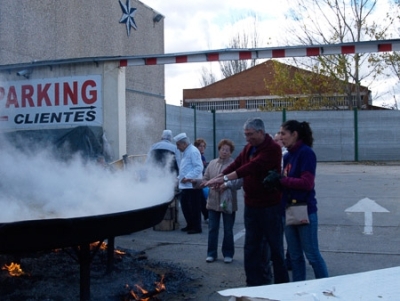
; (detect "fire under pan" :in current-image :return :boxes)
[0,200,172,301]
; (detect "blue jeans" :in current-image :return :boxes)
[207,210,236,259]
[285,212,328,281]
[244,204,289,286]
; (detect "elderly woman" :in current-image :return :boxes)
[194,139,242,263]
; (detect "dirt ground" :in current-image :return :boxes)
[0,246,201,301]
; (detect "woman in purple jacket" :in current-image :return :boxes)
[279,120,328,282]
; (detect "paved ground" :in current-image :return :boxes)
[115,162,400,300]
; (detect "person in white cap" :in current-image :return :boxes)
[147,130,181,173]
[174,132,204,234]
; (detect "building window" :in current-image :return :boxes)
[187,93,367,112]
[188,100,240,111]
[246,98,283,110]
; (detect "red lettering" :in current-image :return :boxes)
[81,80,97,104]
[5,86,19,108]
[37,83,52,107]
[63,81,78,105]
[21,85,35,107]
[54,83,60,106]
[1,78,100,110]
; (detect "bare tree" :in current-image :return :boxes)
[376,1,400,109]
[282,0,395,109]
[199,66,218,87]
[219,12,261,78]
[199,11,264,84]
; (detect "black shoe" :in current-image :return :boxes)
[181,227,190,232]
[187,229,202,234]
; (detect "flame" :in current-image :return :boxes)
[115,249,126,255]
[90,241,107,250]
[89,241,126,255]
[125,275,166,300]
[154,275,166,293]
[2,262,26,276]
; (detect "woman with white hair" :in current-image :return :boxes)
[147,129,181,173]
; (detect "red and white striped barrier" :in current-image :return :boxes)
[120,39,400,67]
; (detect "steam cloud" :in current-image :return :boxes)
[0,139,177,223]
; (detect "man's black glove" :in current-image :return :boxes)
[262,170,282,191]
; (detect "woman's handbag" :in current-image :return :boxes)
[219,188,233,214]
[285,200,309,226]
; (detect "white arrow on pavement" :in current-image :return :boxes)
[345,198,389,235]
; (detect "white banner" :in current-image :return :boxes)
[0,75,103,130]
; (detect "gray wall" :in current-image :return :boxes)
[0,0,164,64]
[167,105,400,162]
[0,0,166,159]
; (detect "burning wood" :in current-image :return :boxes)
[90,241,107,250]
[124,275,166,301]
[89,241,126,255]
[1,262,26,277]
[115,249,126,255]
[0,250,191,300]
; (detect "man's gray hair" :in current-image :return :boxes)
[243,117,265,132]
[179,137,190,145]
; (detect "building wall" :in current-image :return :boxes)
[183,61,372,112]
[0,0,164,64]
[0,0,165,159]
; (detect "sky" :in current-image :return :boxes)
[143,0,399,108]
[143,0,292,106]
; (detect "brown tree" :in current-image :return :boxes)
[280,0,394,109]
[261,60,369,111]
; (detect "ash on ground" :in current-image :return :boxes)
[0,246,197,301]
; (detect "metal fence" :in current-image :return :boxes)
[166,105,400,162]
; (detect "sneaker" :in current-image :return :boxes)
[224,257,233,263]
[206,256,215,263]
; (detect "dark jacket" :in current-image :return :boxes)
[223,134,282,207]
[281,140,317,214]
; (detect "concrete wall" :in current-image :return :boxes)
[0,0,166,160]
[166,105,400,162]
[0,0,164,64]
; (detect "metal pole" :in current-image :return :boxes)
[164,101,167,129]
[79,243,91,301]
[212,109,216,159]
[106,237,115,274]
[192,105,197,140]
[353,108,359,162]
[282,108,287,122]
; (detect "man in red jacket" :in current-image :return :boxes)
[205,117,289,286]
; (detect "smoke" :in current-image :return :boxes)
[0,138,177,223]
[126,108,156,155]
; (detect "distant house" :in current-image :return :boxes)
[183,60,385,112]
